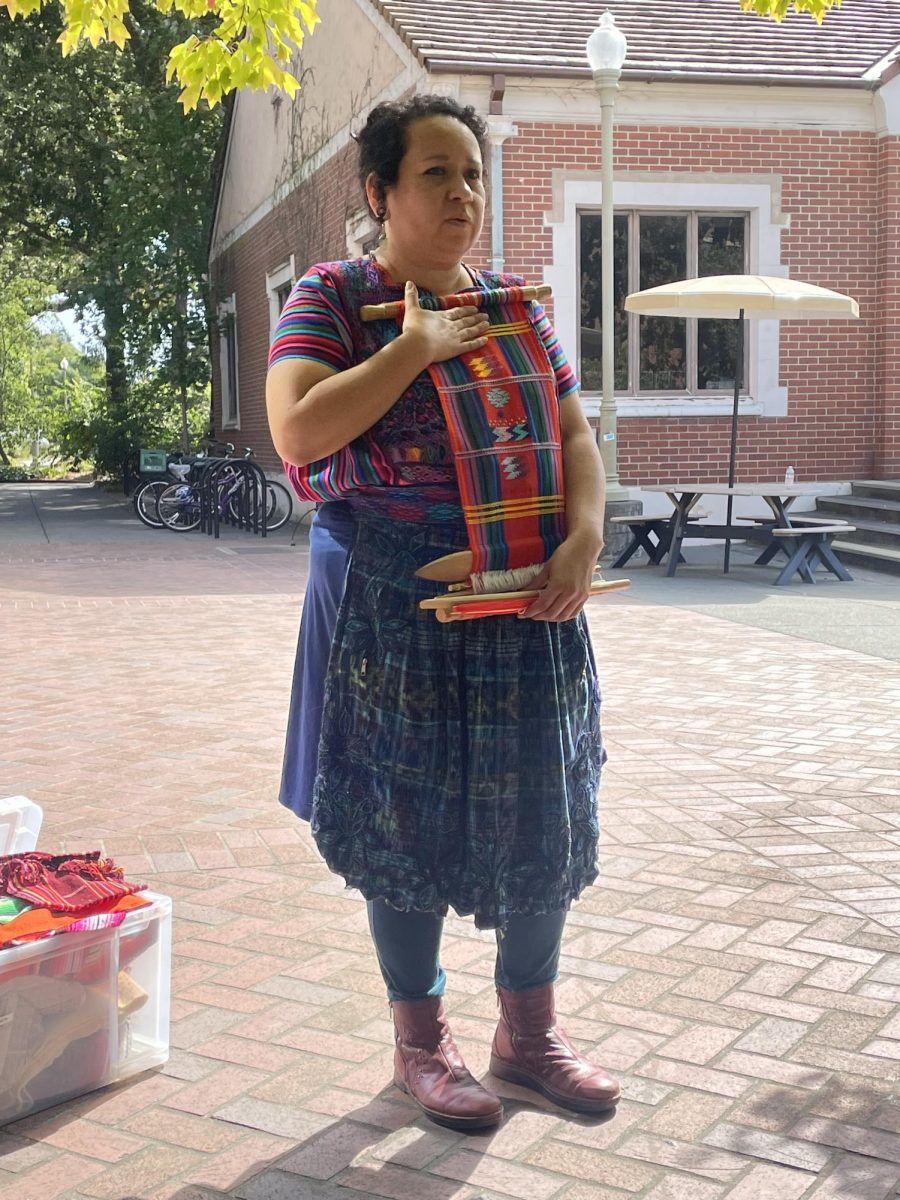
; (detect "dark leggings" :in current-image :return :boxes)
[367,899,568,1001]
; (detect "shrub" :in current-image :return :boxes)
[0,465,30,482]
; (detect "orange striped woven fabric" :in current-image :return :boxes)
[420,287,567,575]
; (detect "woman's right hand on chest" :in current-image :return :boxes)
[400,281,490,364]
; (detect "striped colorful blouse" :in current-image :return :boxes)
[268,257,579,504]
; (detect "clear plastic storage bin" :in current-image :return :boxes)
[0,892,172,1125]
[0,796,43,856]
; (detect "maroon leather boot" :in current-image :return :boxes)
[490,983,621,1114]
[391,996,503,1131]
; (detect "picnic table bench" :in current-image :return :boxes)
[610,515,685,568]
[768,523,856,585]
[610,484,856,585]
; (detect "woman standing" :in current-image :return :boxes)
[267,95,619,1131]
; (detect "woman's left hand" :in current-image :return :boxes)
[518,531,604,623]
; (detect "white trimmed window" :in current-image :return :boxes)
[545,176,789,420]
[346,209,381,258]
[218,294,240,429]
[579,211,748,397]
[266,257,296,337]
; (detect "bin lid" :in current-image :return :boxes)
[0,796,44,855]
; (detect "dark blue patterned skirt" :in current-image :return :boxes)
[297,495,604,931]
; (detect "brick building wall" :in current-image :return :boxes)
[211,143,358,474]
[211,119,894,484]
[499,122,880,485]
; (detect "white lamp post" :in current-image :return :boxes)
[587,11,629,501]
[59,357,70,410]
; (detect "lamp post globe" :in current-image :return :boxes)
[587,10,627,75]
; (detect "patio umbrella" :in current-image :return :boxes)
[624,274,859,571]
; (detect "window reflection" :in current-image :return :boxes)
[579,213,629,392]
[578,210,747,396]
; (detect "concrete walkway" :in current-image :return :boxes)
[2,482,900,1200]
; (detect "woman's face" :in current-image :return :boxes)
[371,115,486,267]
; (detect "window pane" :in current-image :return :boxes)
[639,215,687,391]
[640,215,687,289]
[640,318,687,391]
[225,319,238,421]
[697,216,747,390]
[698,319,747,391]
[579,213,629,391]
[698,215,745,277]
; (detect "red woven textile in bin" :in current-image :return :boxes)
[0,851,146,914]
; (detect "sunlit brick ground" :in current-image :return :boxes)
[2,484,899,1200]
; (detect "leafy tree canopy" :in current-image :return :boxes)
[0,1,223,474]
[1,0,319,108]
[0,249,103,468]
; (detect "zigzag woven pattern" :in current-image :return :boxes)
[424,288,567,575]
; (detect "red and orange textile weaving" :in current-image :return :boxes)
[373,284,568,580]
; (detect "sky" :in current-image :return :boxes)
[36,307,95,355]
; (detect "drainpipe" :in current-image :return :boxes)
[485,75,518,274]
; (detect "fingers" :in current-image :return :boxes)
[520,586,589,622]
[464,327,490,345]
[461,313,490,342]
[421,303,490,361]
[449,309,489,332]
[528,564,551,591]
[406,298,484,324]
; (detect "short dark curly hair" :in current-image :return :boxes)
[355,95,488,221]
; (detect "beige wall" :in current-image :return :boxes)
[212,0,410,253]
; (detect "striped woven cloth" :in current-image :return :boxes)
[423,287,567,575]
[0,852,145,914]
[267,260,579,507]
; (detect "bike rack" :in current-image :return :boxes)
[198,458,269,539]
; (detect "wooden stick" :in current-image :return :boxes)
[420,577,631,621]
[415,550,473,582]
[361,284,552,322]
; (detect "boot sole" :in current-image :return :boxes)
[490,1056,621,1115]
[393,1075,503,1132]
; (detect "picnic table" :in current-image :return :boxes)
[612,483,855,585]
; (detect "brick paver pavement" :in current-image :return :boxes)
[2,510,900,1200]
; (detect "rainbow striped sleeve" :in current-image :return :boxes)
[268,268,352,372]
[532,303,580,402]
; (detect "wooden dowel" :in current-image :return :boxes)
[361,284,552,322]
[426,577,631,621]
[420,577,630,613]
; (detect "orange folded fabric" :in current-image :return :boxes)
[0,893,150,948]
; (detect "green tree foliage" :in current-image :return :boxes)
[1,0,319,109]
[0,253,103,469]
[740,0,841,20]
[0,261,45,465]
[0,2,223,476]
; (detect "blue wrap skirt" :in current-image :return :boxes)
[279,496,604,930]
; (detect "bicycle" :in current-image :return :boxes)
[132,445,235,530]
[156,448,293,533]
[229,473,293,531]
